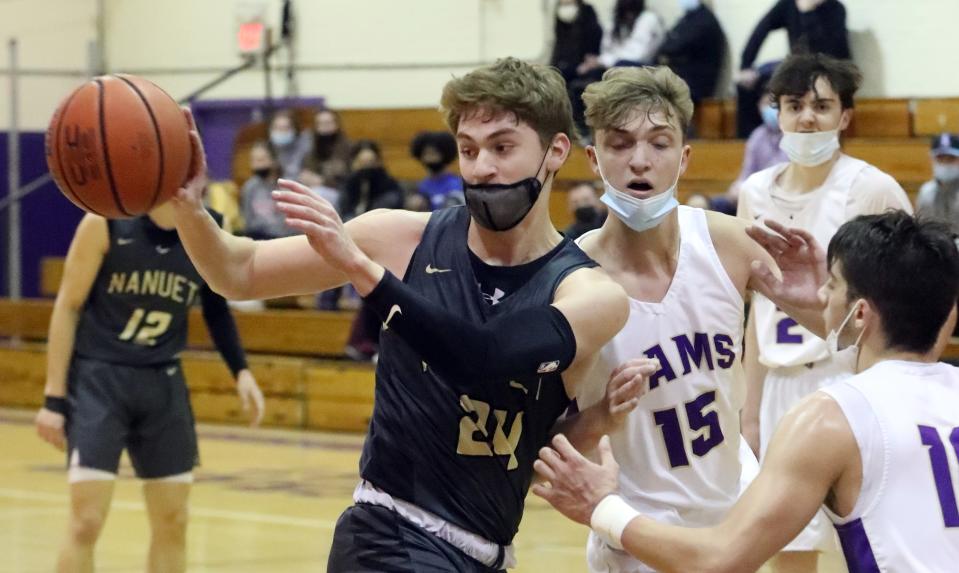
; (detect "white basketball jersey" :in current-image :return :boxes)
[739,154,910,368]
[820,360,959,572]
[577,207,746,525]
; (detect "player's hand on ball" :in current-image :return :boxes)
[602,357,658,429]
[532,434,620,525]
[173,107,209,210]
[35,407,66,451]
[236,369,265,427]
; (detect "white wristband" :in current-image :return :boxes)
[590,494,640,551]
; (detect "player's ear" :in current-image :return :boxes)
[839,108,853,132]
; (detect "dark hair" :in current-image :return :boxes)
[827,211,959,354]
[349,139,382,162]
[613,0,645,41]
[768,53,862,110]
[251,139,277,160]
[270,108,300,132]
[410,131,458,166]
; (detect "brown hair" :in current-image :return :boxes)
[583,66,694,138]
[440,57,577,146]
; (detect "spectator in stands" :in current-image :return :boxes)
[298,162,340,211]
[269,108,312,180]
[563,181,605,240]
[655,0,725,105]
[310,108,352,190]
[720,88,790,214]
[570,0,666,137]
[917,133,959,230]
[410,131,463,210]
[240,141,296,240]
[549,0,604,83]
[339,140,404,221]
[735,0,851,137]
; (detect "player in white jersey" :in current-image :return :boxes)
[552,66,797,573]
[737,53,912,572]
[535,210,959,573]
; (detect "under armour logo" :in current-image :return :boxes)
[483,288,506,306]
[537,360,559,374]
[117,238,134,245]
[425,264,452,275]
[156,245,171,254]
[383,304,402,330]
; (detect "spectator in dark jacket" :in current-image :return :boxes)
[735,0,851,137]
[550,0,604,83]
[655,0,726,105]
[338,140,403,221]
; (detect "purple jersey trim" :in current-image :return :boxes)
[834,518,881,573]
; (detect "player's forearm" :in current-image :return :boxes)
[552,406,610,456]
[621,517,757,573]
[44,298,80,396]
[174,203,258,300]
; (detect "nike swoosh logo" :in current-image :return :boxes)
[156,246,171,254]
[166,366,177,376]
[509,381,528,394]
[383,304,402,330]
[425,264,452,274]
[117,238,134,245]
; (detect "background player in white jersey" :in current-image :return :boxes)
[536,210,959,573]
[737,52,912,572]
[555,65,785,572]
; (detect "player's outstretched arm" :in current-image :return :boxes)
[37,215,109,451]
[172,109,426,300]
[552,357,658,456]
[534,394,856,573]
[746,220,828,337]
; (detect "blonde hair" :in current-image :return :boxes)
[440,57,577,146]
[583,66,694,137]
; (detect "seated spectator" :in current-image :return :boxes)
[721,89,789,214]
[310,108,352,190]
[268,108,312,179]
[240,141,296,241]
[298,162,340,209]
[549,0,604,83]
[570,0,665,137]
[655,0,725,105]
[339,140,404,220]
[734,0,851,137]
[563,181,605,239]
[916,133,959,230]
[410,131,463,210]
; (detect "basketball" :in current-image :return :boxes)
[45,74,192,218]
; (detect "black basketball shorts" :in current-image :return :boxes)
[65,356,199,479]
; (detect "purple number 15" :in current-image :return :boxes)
[919,425,959,527]
[653,391,725,468]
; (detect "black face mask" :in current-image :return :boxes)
[253,168,272,179]
[574,205,598,224]
[463,150,549,232]
[424,160,448,174]
[315,132,339,145]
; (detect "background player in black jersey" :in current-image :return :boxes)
[34,201,264,573]
[172,57,636,571]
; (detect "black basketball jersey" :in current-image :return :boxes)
[359,206,597,546]
[73,213,216,366]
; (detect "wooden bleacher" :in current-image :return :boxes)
[0,297,375,432]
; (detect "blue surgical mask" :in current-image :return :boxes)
[595,154,683,232]
[270,130,295,148]
[760,105,779,130]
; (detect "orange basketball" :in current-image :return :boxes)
[45,74,192,218]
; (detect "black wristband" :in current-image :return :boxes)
[44,395,68,416]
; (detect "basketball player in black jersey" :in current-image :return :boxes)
[172,57,638,571]
[34,201,264,572]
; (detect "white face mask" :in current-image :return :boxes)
[826,301,866,372]
[678,0,701,11]
[933,162,959,184]
[595,153,683,232]
[557,4,579,23]
[779,129,840,167]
